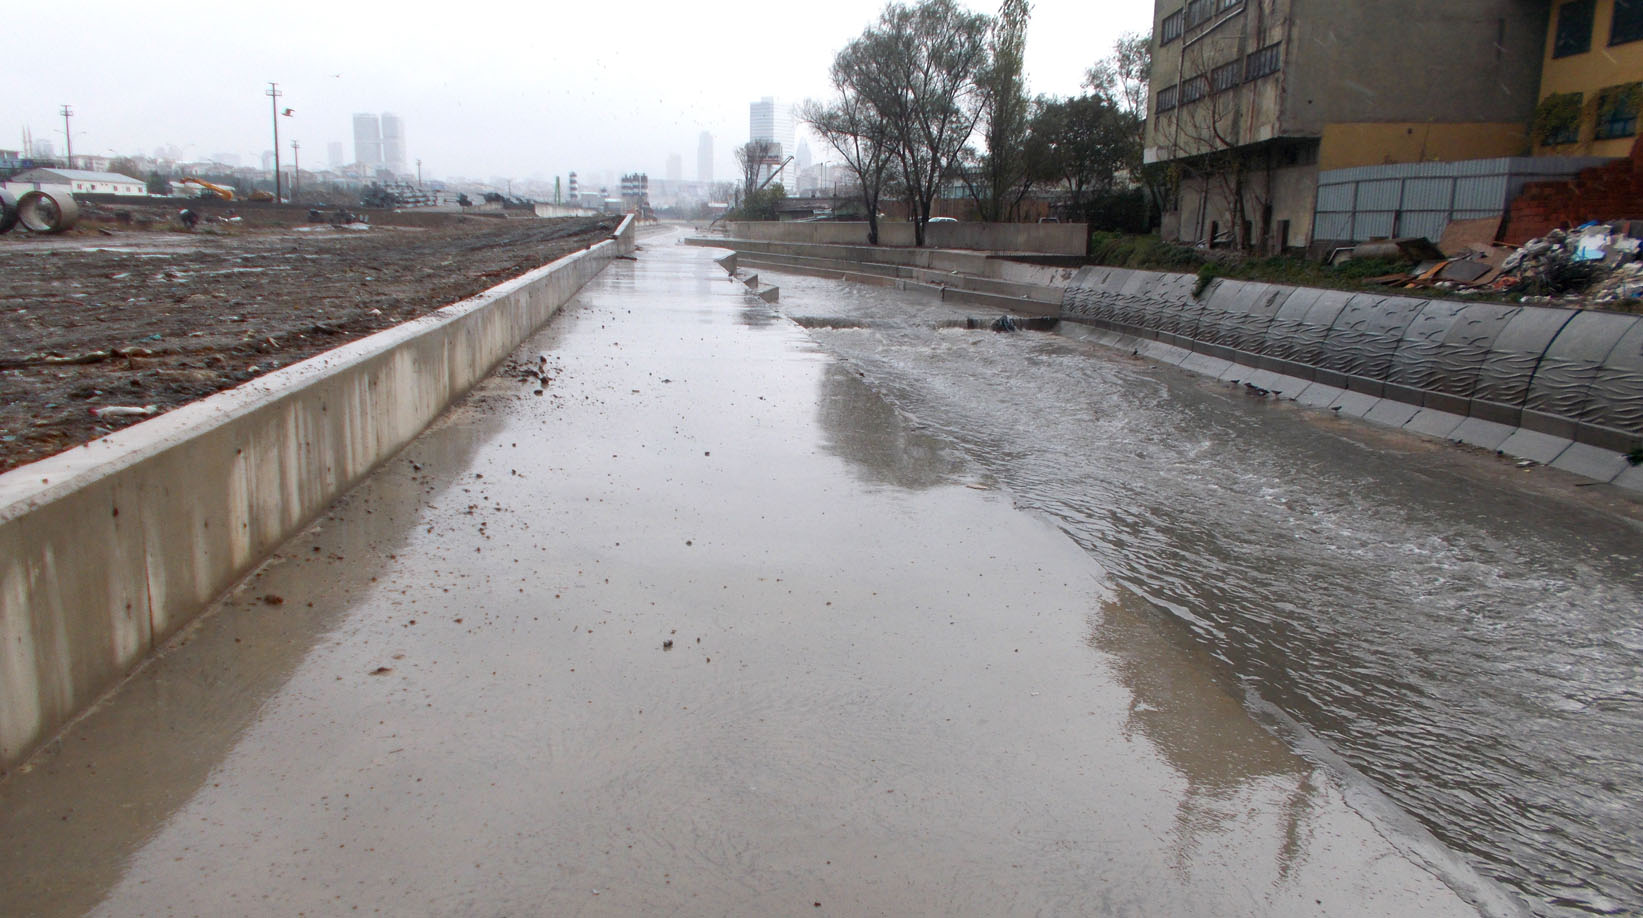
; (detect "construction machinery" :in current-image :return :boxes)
[178,177,236,201]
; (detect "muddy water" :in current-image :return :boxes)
[767,268,1643,917]
[0,242,1493,916]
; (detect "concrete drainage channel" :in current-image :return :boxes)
[695,237,1643,494]
[0,215,637,773]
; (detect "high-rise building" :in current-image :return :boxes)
[749,97,796,188]
[381,112,407,174]
[666,153,683,183]
[697,131,713,183]
[327,142,344,169]
[352,113,382,168]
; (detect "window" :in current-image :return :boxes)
[1613,0,1643,45]
[1180,76,1210,105]
[1156,85,1179,113]
[1245,43,1282,80]
[1219,0,1242,9]
[1161,10,1183,43]
[1596,84,1641,140]
[1210,60,1243,93]
[1185,0,1211,29]
[1537,92,1584,144]
[1554,0,1595,57]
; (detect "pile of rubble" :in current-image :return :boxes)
[1357,223,1643,308]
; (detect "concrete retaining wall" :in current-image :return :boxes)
[718,220,1088,255]
[0,216,636,771]
[1062,267,1643,488]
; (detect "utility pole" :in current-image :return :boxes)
[416,158,422,187]
[266,82,283,202]
[291,140,300,202]
[59,105,73,165]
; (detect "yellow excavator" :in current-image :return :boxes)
[178,177,236,201]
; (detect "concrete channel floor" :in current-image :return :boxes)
[0,238,1494,917]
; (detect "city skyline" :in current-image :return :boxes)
[3,0,1150,184]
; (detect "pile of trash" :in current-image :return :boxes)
[1503,225,1643,304]
[1353,223,1643,307]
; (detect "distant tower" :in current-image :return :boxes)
[697,131,713,183]
[568,171,579,202]
[327,142,344,169]
[380,112,407,174]
[748,97,796,187]
[666,153,683,183]
[352,113,382,168]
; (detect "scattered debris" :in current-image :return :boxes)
[88,405,159,418]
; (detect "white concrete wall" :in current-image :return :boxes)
[0,216,636,771]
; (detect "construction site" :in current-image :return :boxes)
[0,201,617,472]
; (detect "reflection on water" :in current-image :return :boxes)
[775,269,1643,918]
[1094,585,1323,884]
[817,361,967,491]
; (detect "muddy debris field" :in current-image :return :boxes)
[0,214,617,474]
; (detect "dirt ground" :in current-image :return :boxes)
[0,207,618,474]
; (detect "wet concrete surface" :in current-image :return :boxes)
[2,236,1492,916]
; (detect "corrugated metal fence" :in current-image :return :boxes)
[1313,157,1614,244]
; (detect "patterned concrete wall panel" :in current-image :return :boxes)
[1225,285,1290,354]
[1261,289,1337,364]
[1472,309,1578,424]
[1387,299,1470,398]
[1198,281,1272,351]
[1578,320,1643,445]
[1525,311,1640,438]
[1318,295,1425,380]
[1058,267,1102,320]
[1427,304,1522,406]
[1154,275,1208,339]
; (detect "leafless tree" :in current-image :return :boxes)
[800,92,895,244]
[836,0,993,246]
[734,139,779,203]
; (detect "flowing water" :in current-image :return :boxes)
[768,268,1643,917]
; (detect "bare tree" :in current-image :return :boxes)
[964,0,1033,222]
[734,140,779,203]
[800,92,895,244]
[839,0,993,246]
[1156,39,1270,250]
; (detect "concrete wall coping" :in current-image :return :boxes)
[1,214,635,771]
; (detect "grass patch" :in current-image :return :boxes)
[1087,232,1428,298]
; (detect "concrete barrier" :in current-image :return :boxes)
[1060,267,1643,487]
[717,220,1088,255]
[0,216,637,771]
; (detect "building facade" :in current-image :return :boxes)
[1534,0,1643,156]
[381,113,407,175]
[749,97,797,188]
[353,113,382,169]
[6,168,146,196]
[1148,0,1548,250]
[698,131,714,183]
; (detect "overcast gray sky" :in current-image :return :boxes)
[6,0,1152,185]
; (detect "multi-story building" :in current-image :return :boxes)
[698,131,714,183]
[1534,0,1643,156]
[381,113,407,175]
[666,153,683,183]
[749,97,796,188]
[1147,0,1547,251]
[353,113,382,169]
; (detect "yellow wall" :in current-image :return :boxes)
[1318,122,1530,171]
[1537,0,1643,156]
